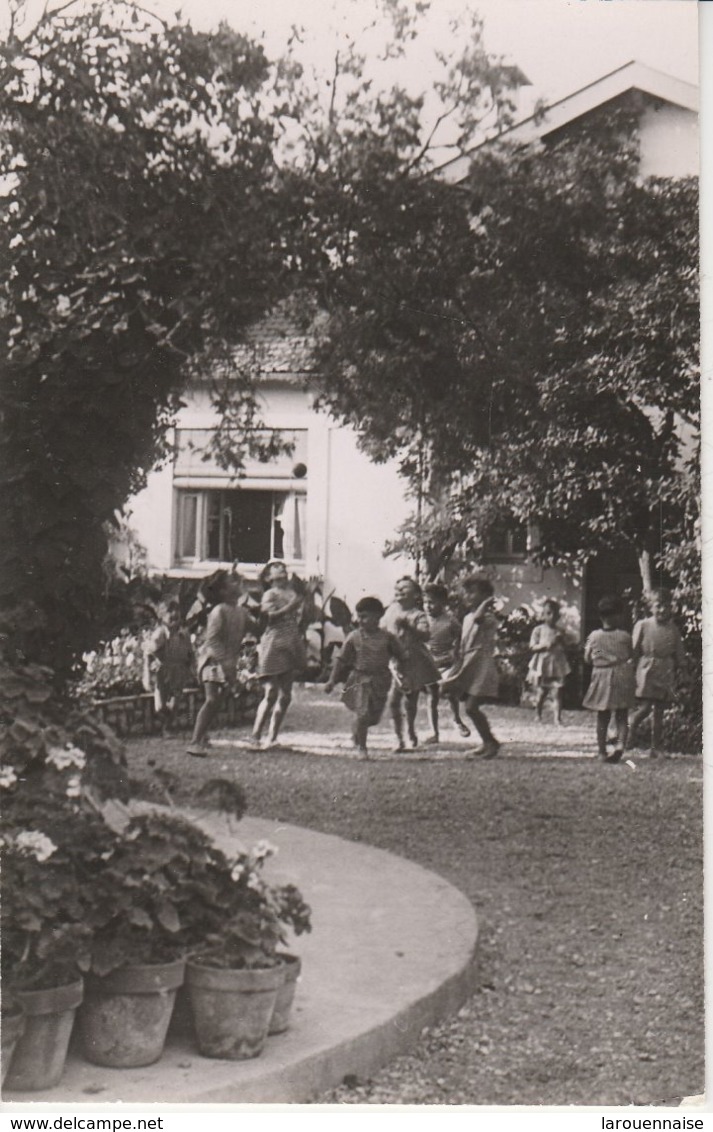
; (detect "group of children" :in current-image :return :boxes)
[582,589,685,762]
[327,575,502,758]
[144,563,685,763]
[144,560,306,758]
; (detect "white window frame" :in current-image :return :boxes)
[174,485,307,569]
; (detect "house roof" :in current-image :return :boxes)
[202,303,317,384]
[437,60,699,184]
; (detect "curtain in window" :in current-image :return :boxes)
[276,492,306,560]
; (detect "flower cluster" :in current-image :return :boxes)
[2,658,311,991]
[75,629,151,700]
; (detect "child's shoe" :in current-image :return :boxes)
[424,734,440,746]
[186,742,210,758]
[482,739,501,759]
[457,722,471,738]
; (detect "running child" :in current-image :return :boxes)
[145,600,195,734]
[423,583,470,743]
[629,588,685,758]
[251,560,306,749]
[381,577,441,751]
[187,572,249,757]
[325,596,407,755]
[440,576,501,759]
[582,595,635,763]
[526,599,571,726]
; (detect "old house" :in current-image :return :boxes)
[127,61,697,632]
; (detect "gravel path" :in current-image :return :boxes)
[126,685,704,1106]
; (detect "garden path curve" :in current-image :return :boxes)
[6,813,477,1105]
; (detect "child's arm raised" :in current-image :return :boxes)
[262,588,302,622]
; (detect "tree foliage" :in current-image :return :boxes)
[0,1,291,672]
[305,97,699,617]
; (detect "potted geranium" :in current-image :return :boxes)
[185,840,312,1060]
[77,809,228,1069]
[1,660,120,1091]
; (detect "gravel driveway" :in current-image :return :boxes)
[126,684,704,1106]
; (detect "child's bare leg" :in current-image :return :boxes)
[190,683,220,749]
[613,708,628,755]
[389,683,405,749]
[352,716,369,752]
[553,686,563,726]
[405,691,420,747]
[253,680,279,740]
[628,701,651,747]
[596,710,611,757]
[465,695,500,756]
[651,702,664,755]
[449,695,470,737]
[267,674,293,744]
[426,686,440,743]
[535,687,548,721]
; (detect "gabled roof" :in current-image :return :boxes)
[437,60,699,184]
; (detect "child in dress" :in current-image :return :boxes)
[187,572,250,757]
[145,600,195,734]
[423,583,470,744]
[251,560,306,749]
[381,577,441,751]
[440,576,501,759]
[325,596,407,755]
[527,599,571,726]
[582,595,636,762]
[629,589,685,758]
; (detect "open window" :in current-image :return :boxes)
[175,488,306,566]
[483,519,538,562]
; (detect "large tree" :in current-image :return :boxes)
[0,0,526,671]
[0,0,294,671]
[303,98,699,611]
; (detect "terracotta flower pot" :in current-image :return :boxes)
[5,979,83,1092]
[1,1005,25,1086]
[268,953,302,1035]
[186,960,283,1060]
[78,959,185,1068]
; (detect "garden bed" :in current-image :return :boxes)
[90,687,261,738]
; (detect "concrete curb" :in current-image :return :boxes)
[5,814,478,1105]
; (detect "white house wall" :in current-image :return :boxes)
[638,102,698,178]
[126,379,413,607]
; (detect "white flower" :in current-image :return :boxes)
[66,775,82,798]
[16,830,57,862]
[230,861,246,882]
[247,873,263,892]
[252,840,277,863]
[46,744,86,771]
[0,765,18,789]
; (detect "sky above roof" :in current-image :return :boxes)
[146,0,698,110]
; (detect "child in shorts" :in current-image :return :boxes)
[325,596,407,755]
[423,583,470,743]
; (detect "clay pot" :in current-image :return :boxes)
[268,954,302,1035]
[1,1004,25,1086]
[5,979,83,1091]
[186,960,282,1060]
[78,959,185,1068]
